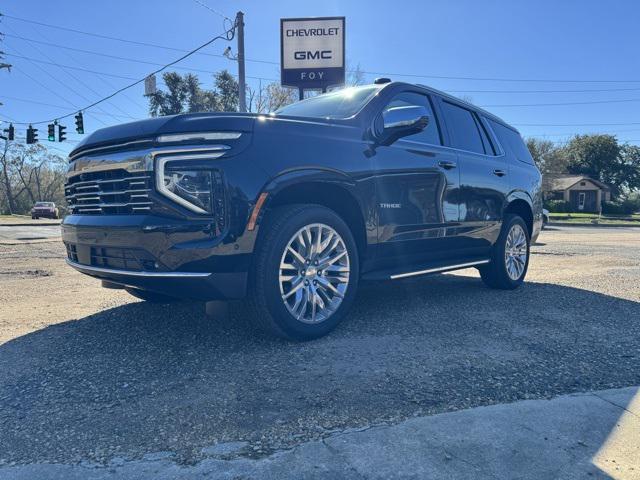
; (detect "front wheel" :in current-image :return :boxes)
[479,214,530,290]
[249,205,359,341]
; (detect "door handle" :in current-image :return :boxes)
[493,169,506,177]
[438,160,457,170]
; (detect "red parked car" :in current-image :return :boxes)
[31,202,59,219]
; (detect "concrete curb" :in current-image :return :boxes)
[0,222,61,227]
[0,238,62,245]
[1,386,638,479]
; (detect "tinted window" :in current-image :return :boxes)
[487,119,534,165]
[441,102,485,154]
[475,117,496,155]
[274,85,381,119]
[382,92,441,145]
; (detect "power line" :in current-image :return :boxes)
[4,41,110,127]
[4,53,138,80]
[447,86,640,94]
[11,15,640,84]
[4,24,135,122]
[0,95,139,120]
[5,50,278,83]
[4,34,279,82]
[482,98,640,108]
[7,22,237,125]
[1,17,251,62]
[19,22,149,113]
[192,0,232,20]
[514,122,640,127]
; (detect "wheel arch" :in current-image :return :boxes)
[504,195,534,237]
[255,169,369,261]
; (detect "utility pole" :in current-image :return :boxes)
[236,11,247,113]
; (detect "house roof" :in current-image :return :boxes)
[542,174,610,192]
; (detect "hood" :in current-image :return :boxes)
[70,112,259,158]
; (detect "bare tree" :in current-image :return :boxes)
[248,82,297,113]
[0,139,19,213]
[346,63,365,86]
[0,140,66,215]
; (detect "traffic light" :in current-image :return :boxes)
[47,123,56,142]
[58,124,67,142]
[26,125,38,144]
[2,124,13,141]
[75,111,84,134]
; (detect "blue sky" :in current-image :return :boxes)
[2,0,640,156]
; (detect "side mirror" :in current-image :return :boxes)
[375,105,430,145]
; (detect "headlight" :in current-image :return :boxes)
[163,167,213,214]
[156,132,241,143]
[156,152,226,214]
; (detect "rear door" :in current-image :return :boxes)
[372,90,461,270]
[438,100,508,255]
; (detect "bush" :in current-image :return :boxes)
[620,195,640,214]
[601,201,627,215]
[545,200,571,213]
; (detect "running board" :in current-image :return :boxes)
[389,260,490,279]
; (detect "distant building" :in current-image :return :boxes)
[542,174,611,213]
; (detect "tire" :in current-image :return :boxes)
[479,214,530,290]
[249,204,360,341]
[125,287,180,303]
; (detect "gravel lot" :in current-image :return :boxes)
[0,226,639,467]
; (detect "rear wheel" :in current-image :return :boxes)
[125,288,180,303]
[479,214,530,290]
[249,205,359,341]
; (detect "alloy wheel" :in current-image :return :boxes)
[504,224,528,281]
[278,223,350,324]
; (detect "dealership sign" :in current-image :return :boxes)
[280,16,345,90]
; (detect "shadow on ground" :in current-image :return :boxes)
[1,274,639,466]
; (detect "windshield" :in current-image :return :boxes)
[275,85,382,119]
[35,202,53,207]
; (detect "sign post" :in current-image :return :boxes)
[280,16,345,98]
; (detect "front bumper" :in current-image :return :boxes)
[65,258,246,300]
[62,214,252,300]
[32,211,57,218]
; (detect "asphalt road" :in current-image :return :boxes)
[0,225,639,471]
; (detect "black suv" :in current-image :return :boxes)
[63,80,542,340]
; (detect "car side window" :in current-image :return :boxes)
[488,118,535,165]
[474,115,496,155]
[441,101,486,154]
[382,92,441,145]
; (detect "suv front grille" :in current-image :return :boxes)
[65,170,152,215]
[65,242,160,271]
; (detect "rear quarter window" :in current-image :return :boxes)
[487,119,534,165]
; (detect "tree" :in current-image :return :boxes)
[564,134,624,193]
[617,144,640,194]
[526,138,569,174]
[148,70,239,116]
[248,82,297,113]
[0,139,66,215]
[346,63,365,86]
[214,70,239,112]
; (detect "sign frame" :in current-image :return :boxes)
[280,16,346,94]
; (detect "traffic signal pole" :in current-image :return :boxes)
[236,11,247,113]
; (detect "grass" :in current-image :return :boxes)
[549,212,640,219]
[548,212,640,226]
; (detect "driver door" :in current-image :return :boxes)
[372,90,461,271]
